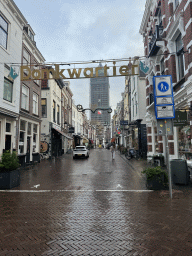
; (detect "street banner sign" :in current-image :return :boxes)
[157,119,174,136]
[120,120,128,125]
[153,75,175,119]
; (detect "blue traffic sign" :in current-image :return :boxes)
[153,75,175,119]
[157,81,169,93]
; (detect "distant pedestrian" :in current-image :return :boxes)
[110,145,115,160]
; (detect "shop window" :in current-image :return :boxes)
[28,122,31,135]
[178,126,191,158]
[0,14,8,49]
[19,132,25,154]
[33,123,38,153]
[20,120,26,131]
[3,78,13,102]
[33,124,37,133]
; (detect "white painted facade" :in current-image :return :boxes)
[0,0,26,155]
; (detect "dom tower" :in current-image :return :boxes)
[90,63,111,126]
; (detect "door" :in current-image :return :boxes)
[26,136,31,163]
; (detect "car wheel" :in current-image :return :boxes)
[73,156,76,159]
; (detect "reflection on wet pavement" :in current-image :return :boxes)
[0,149,192,255]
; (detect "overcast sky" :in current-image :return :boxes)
[16,0,146,115]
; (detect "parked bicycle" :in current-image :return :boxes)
[125,148,140,160]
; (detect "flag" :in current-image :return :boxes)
[140,61,149,74]
[8,66,19,80]
[98,110,102,114]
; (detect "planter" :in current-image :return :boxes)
[0,169,20,189]
[146,173,166,190]
[142,166,168,190]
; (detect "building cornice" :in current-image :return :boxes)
[23,32,45,62]
[3,0,27,27]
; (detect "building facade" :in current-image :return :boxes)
[41,71,64,158]
[140,0,192,161]
[18,24,45,166]
[0,0,26,156]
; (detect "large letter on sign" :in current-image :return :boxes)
[21,66,31,81]
[119,66,129,76]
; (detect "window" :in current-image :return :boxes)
[57,105,60,125]
[19,120,26,154]
[0,15,8,49]
[33,124,38,153]
[160,58,165,75]
[6,123,11,133]
[33,93,38,115]
[53,100,56,122]
[23,48,30,65]
[175,0,179,9]
[29,30,34,41]
[27,122,31,135]
[158,8,162,26]
[21,85,29,110]
[3,78,13,102]
[41,98,47,118]
[176,33,184,81]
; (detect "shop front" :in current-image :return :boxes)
[51,123,64,157]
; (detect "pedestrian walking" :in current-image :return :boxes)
[110,144,115,160]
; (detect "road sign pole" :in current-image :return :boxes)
[165,120,172,199]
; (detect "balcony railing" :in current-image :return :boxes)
[148,25,164,57]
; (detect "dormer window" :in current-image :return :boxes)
[29,30,34,41]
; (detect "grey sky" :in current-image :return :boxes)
[15,0,146,113]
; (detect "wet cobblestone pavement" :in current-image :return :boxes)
[0,149,192,255]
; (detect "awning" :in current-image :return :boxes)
[82,138,89,143]
[52,128,73,140]
[52,127,65,136]
[63,134,73,140]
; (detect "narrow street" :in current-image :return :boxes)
[0,149,192,255]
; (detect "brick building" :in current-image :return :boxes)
[19,24,45,166]
[140,0,192,161]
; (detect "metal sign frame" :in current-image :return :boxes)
[153,75,175,119]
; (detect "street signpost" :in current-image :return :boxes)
[153,75,174,199]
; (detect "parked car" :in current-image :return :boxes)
[73,146,89,159]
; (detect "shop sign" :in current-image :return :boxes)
[69,127,75,133]
[153,75,175,119]
[120,120,128,125]
[173,111,189,127]
[20,64,139,81]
